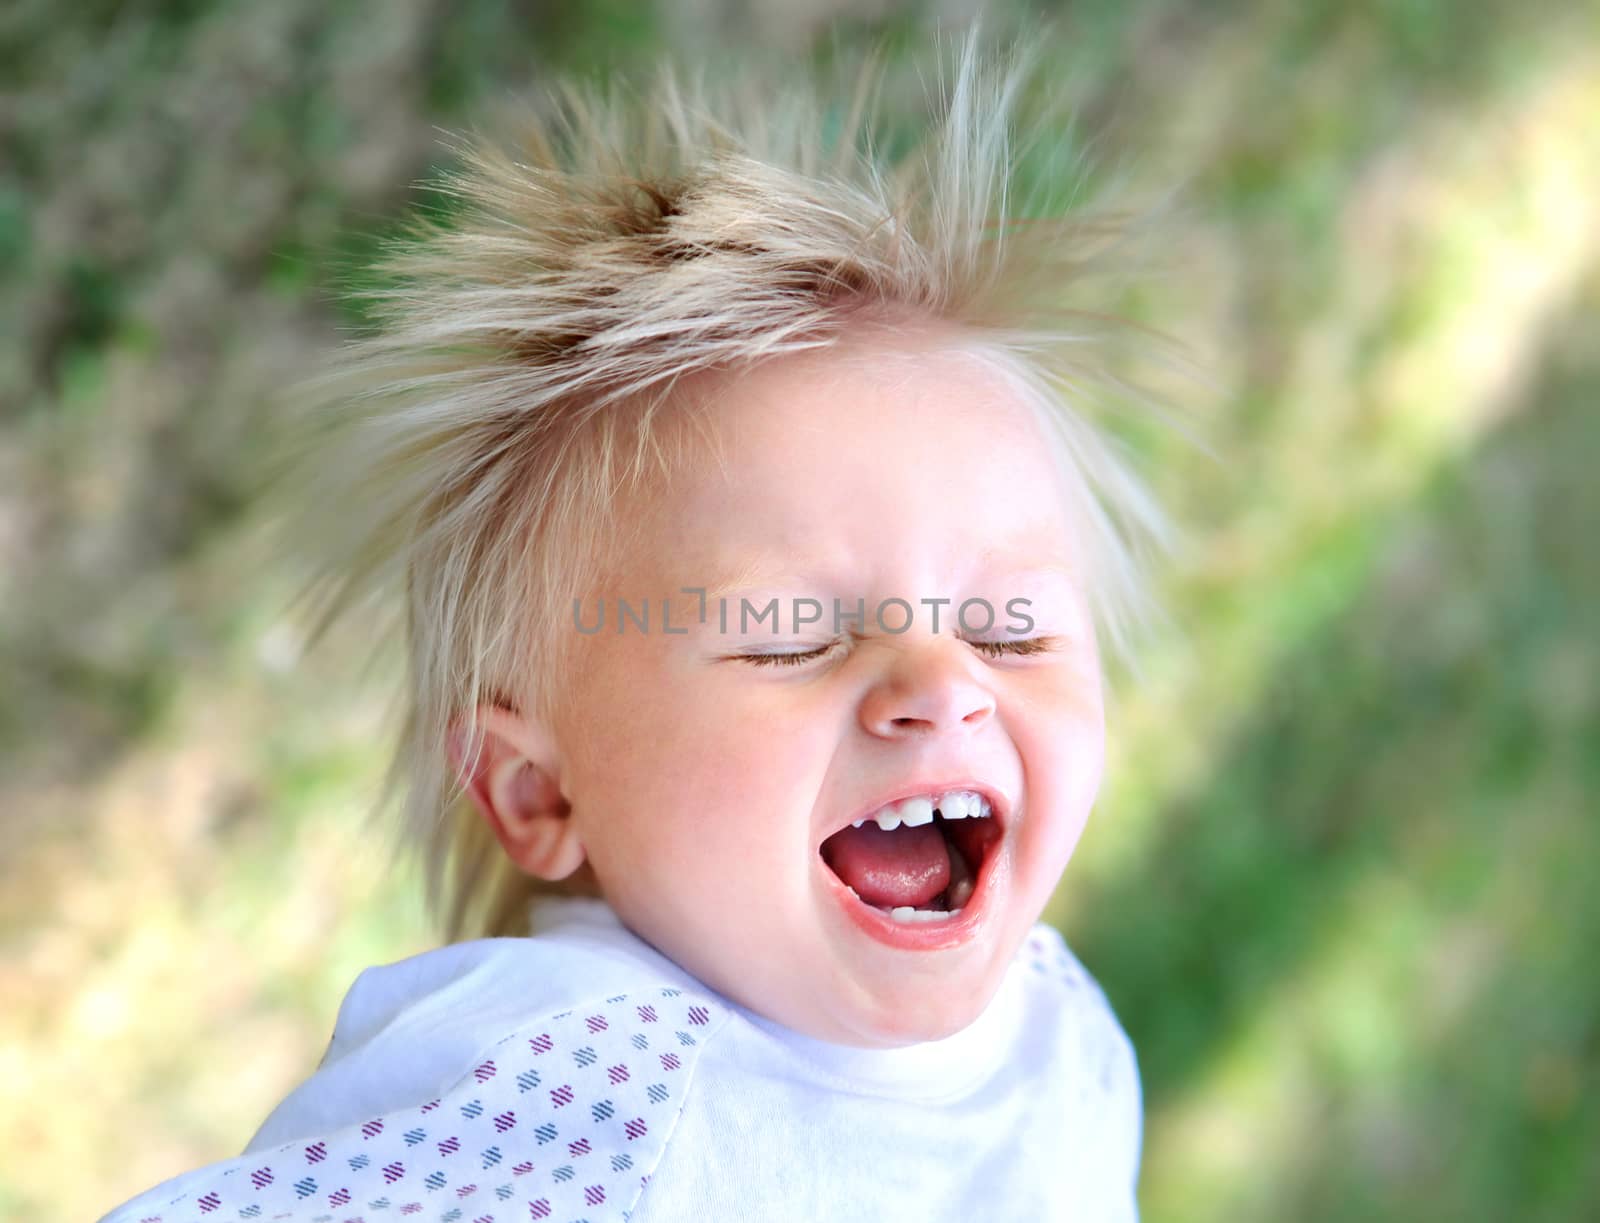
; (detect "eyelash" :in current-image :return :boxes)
[736,637,1059,667]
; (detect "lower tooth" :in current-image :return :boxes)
[887,906,954,924]
[947,875,974,909]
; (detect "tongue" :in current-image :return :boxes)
[820,823,951,908]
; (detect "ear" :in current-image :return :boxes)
[447,704,586,882]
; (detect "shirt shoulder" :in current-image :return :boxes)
[99,933,732,1222]
[1018,923,1139,1084]
[1016,923,1143,1220]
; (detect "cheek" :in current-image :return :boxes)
[1012,675,1106,835]
[566,670,813,882]
[1014,655,1104,747]
[1055,707,1106,819]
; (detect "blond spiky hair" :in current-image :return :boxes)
[271,27,1185,943]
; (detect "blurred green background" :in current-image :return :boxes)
[2,1,1596,1220]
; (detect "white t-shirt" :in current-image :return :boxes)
[100,896,1142,1222]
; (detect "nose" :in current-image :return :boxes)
[857,635,998,739]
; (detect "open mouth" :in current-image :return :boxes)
[818,789,1003,925]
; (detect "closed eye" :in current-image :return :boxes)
[733,642,842,667]
[732,635,1060,667]
[968,636,1060,659]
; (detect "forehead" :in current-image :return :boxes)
[619,331,1084,591]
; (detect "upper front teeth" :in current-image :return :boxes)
[938,791,985,820]
[849,789,993,831]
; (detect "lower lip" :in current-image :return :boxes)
[820,837,1003,951]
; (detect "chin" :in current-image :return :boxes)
[847,975,997,1047]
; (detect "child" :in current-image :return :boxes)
[102,27,1179,1223]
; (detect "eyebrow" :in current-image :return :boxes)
[699,554,1082,607]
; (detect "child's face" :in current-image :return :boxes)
[556,331,1106,1047]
